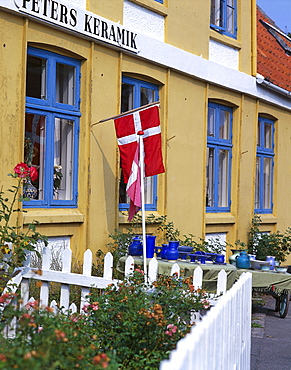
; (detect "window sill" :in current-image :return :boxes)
[23,209,85,225]
[209,29,241,50]
[205,213,236,225]
[129,0,168,16]
[255,214,277,224]
[118,211,162,224]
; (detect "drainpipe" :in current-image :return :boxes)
[256,73,291,98]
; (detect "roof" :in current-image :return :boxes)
[257,6,291,92]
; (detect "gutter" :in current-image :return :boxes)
[256,74,291,98]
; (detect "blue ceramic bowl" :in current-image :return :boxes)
[178,246,193,253]
[178,252,189,260]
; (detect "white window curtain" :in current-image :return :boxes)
[54,118,74,200]
[218,149,229,207]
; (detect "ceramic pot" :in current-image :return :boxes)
[146,235,156,258]
[266,256,275,270]
[23,179,37,199]
[215,254,225,264]
[166,242,179,261]
[236,250,251,269]
[229,249,241,266]
[128,236,143,256]
[160,244,169,259]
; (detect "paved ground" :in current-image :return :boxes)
[251,293,291,369]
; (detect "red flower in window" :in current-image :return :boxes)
[13,162,30,178]
[29,166,38,181]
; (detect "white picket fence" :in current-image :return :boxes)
[2,247,252,369]
[159,271,252,370]
[3,249,228,313]
[3,247,120,314]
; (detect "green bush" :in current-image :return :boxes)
[0,270,210,369]
[248,215,291,263]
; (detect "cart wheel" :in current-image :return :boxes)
[278,292,290,318]
[275,297,280,312]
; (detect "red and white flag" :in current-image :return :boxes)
[114,105,165,220]
[114,105,165,183]
[126,142,141,221]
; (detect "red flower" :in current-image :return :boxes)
[14,162,30,178]
[29,166,38,181]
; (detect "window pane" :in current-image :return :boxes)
[210,0,221,27]
[140,87,155,106]
[206,147,214,207]
[26,55,46,99]
[144,176,154,204]
[219,110,230,140]
[257,121,261,147]
[121,83,134,113]
[263,157,272,209]
[226,1,235,33]
[264,122,272,149]
[54,118,74,200]
[208,106,215,137]
[218,149,229,207]
[56,63,75,105]
[25,113,46,200]
[255,157,260,209]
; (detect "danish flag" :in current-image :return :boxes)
[114,105,165,220]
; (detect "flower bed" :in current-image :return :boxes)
[0,270,210,369]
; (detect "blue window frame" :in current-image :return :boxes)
[155,0,163,3]
[255,117,275,214]
[210,0,237,39]
[206,102,232,212]
[24,47,81,208]
[119,76,159,211]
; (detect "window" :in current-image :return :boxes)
[206,102,232,212]
[255,117,274,214]
[24,47,81,208]
[119,76,159,211]
[155,0,163,3]
[210,0,237,38]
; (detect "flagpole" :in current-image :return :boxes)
[91,101,160,126]
[137,132,147,281]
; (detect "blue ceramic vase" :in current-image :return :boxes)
[146,235,156,258]
[128,236,143,256]
[160,244,169,259]
[266,256,275,270]
[166,241,179,261]
[236,250,250,269]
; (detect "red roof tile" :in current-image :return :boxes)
[257,6,291,92]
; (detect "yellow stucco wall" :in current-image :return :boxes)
[1,0,291,266]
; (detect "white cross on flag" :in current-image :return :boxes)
[114,105,165,220]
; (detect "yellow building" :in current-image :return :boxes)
[1,0,291,263]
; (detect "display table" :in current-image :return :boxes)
[236,269,291,318]
[236,269,291,294]
[117,256,237,292]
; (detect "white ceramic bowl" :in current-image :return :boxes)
[250,259,270,270]
[275,266,288,274]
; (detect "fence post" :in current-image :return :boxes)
[80,249,93,313]
[59,247,72,313]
